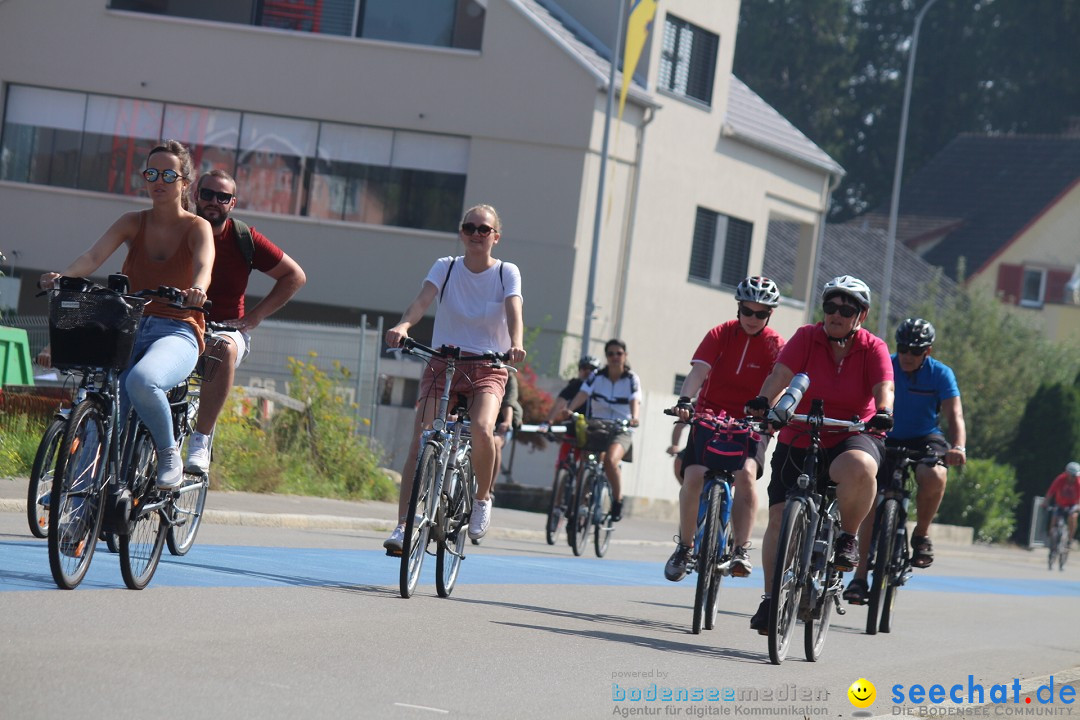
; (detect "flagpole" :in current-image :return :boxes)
[581,0,627,356]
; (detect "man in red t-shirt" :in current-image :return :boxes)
[184,170,307,474]
[1044,461,1080,544]
[665,277,785,582]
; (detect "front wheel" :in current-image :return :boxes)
[593,479,614,558]
[866,499,899,635]
[436,453,472,598]
[167,471,208,556]
[768,500,808,665]
[570,468,595,557]
[28,417,66,538]
[692,483,721,635]
[546,466,572,546]
[119,427,168,590]
[48,401,108,590]
[400,443,439,598]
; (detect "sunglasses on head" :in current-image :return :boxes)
[897,344,928,356]
[822,301,859,318]
[198,187,235,204]
[461,222,496,237]
[739,305,772,320]
[142,168,183,184]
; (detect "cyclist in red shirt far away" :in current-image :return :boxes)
[1044,461,1080,545]
[665,276,785,582]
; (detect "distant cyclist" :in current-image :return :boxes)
[665,276,785,582]
[1044,462,1080,546]
[566,339,642,522]
[538,355,601,486]
[844,318,967,603]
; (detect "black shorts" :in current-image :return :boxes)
[878,434,949,484]
[680,420,768,481]
[766,433,885,507]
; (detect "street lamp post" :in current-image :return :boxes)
[878,0,941,339]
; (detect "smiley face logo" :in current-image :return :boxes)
[848,678,876,708]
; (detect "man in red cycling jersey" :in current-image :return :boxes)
[665,277,785,581]
[1045,461,1080,545]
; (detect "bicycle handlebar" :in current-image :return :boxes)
[662,408,769,434]
[398,338,514,369]
[786,413,867,432]
[131,286,211,315]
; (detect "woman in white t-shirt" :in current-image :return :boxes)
[568,338,642,522]
[383,204,526,552]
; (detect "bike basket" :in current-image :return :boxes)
[582,420,621,452]
[693,415,758,472]
[49,290,144,370]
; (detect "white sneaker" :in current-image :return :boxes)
[185,432,211,474]
[468,499,492,540]
[156,447,184,489]
[383,524,406,554]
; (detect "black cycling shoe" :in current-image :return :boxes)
[833,532,859,572]
[664,543,692,582]
[610,499,623,522]
[843,577,869,605]
[749,596,770,635]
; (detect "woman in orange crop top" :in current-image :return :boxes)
[40,140,214,490]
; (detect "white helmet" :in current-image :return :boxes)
[735,276,781,307]
[822,275,872,310]
[1067,462,1080,477]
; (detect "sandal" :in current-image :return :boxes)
[843,577,869,605]
[911,535,934,568]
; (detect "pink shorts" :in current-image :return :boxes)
[417,356,508,414]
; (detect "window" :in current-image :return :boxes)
[108,0,486,50]
[688,207,752,289]
[673,374,686,395]
[1,84,468,232]
[1021,268,1047,308]
[658,14,718,106]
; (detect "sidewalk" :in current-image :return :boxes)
[0,476,681,546]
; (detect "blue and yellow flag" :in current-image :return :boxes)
[618,0,658,121]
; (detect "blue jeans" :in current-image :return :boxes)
[120,316,199,453]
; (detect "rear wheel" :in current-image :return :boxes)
[119,427,167,590]
[866,499,899,635]
[546,466,572,546]
[594,479,615,557]
[400,443,439,598]
[768,500,808,665]
[804,564,835,661]
[28,417,66,538]
[692,483,720,635]
[436,453,472,598]
[48,401,107,590]
[167,471,208,556]
[570,468,595,557]
[705,533,732,631]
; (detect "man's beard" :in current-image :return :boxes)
[197,205,230,231]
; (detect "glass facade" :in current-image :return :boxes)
[1,84,468,233]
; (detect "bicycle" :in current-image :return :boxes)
[1047,505,1073,571]
[766,379,866,664]
[26,379,84,538]
[664,409,764,634]
[45,276,206,589]
[864,444,943,635]
[569,417,627,558]
[542,415,584,546]
[395,339,513,599]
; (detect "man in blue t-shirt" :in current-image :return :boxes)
[844,318,967,602]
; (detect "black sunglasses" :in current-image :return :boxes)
[822,301,859,318]
[142,168,183,184]
[897,344,928,356]
[461,222,496,237]
[606,350,625,357]
[199,187,235,204]
[739,305,771,320]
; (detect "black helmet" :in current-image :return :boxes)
[895,318,935,348]
[735,276,781,307]
[579,355,600,370]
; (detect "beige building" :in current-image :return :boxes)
[0,0,842,505]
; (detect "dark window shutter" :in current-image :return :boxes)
[720,217,753,288]
[1046,268,1072,305]
[997,264,1023,304]
[689,207,717,282]
[686,28,718,104]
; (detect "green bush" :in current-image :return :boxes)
[935,458,1020,543]
[0,410,50,478]
[213,353,395,502]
